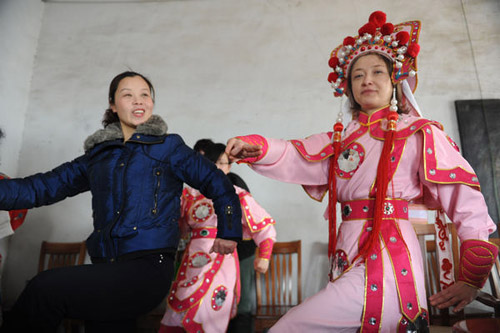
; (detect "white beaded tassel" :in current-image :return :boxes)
[390,87,398,112]
[336,97,344,124]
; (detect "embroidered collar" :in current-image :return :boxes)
[357,105,391,126]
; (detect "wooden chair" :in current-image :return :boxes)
[38,240,87,333]
[38,241,87,272]
[414,223,462,326]
[254,240,302,332]
[414,224,500,326]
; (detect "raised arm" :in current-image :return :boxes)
[227,134,332,187]
[167,135,243,254]
[0,155,90,211]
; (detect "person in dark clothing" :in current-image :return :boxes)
[0,72,242,333]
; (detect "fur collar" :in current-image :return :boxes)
[84,115,168,152]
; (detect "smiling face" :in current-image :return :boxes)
[110,75,154,140]
[350,54,393,115]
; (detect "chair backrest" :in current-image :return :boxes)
[38,241,87,273]
[255,240,302,309]
[413,223,460,324]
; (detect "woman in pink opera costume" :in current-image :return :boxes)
[226,11,498,333]
[159,142,276,333]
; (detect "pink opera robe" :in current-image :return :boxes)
[236,106,496,332]
[160,185,276,333]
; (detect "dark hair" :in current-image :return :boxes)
[193,139,215,154]
[346,52,409,117]
[0,128,4,141]
[203,143,226,164]
[102,71,156,127]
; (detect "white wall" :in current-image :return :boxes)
[0,0,44,306]
[0,0,43,176]
[2,0,500,308]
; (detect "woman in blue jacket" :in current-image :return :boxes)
[0,71,242,332]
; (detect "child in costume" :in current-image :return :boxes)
[160,143,276,333]
[226,11,498,332]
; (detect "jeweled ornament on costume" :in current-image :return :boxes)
[383,202,395,215]
[180,276,199,288]
[191,202,213,222]
[189,252,212,268]
[330,249,349,280]
[211,286,228,310]
[335,141,365,178]
[337,148,361,173]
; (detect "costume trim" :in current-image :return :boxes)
[341,198,409,221]
[191,227,217,240]
[421,125,480,189]
[290,132,334,162]
[458,239,498,289]
[381,221,422,322]
[239,192,275,232]
[361,232,384,332]
[257,238,274,260]
[168,243,225,313]
[236,135,269,164]
[301,184,328,202]
[433,210,455,290]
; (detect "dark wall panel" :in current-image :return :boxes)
[455,99,500,234]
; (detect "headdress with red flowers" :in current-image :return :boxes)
[327,11,421,97]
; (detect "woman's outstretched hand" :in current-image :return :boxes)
[225,137,262,163]
[210,238,237,255]
[428,281,479,313]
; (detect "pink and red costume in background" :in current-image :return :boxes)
[236,106,497,332]
[160,185,276,333]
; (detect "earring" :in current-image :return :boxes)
[390,87,398,112]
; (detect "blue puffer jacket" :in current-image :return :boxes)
[0,115,242,262]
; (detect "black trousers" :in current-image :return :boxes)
[1,252,174,333]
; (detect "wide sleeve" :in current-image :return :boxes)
[236,133,333,201]
[238,189,276,260]
[0,155,90,211]
[418,125,496,241]
[167,134,242,241]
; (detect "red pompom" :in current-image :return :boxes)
[328,56,339,68]
[395,31,410,44]
[407,43,420,57]
[387,111,399,121]
[369,11,387,28]
[358,22,376,36]
[343,36,356,47]
[334,123,344,132]
[327,72,339,83]
[380,23,394,35]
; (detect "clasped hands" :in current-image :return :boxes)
[225,138,262,162]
